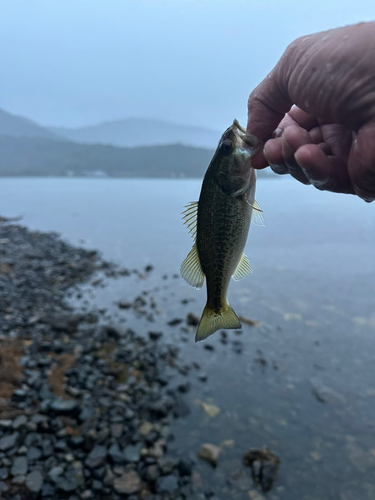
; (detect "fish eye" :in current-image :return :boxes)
[221,139,233,155]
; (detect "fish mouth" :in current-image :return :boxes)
[232,119,261,153]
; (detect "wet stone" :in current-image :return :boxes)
[48,465,64,482]
[26,470,44,492]
[50,399,79,415]
[0,420,13,430]
[0,481,8,493]
[13,415,27,429]
[109,443,124,464]
[0,468,8,480]
[113,470,142,495]
[156,474,179,494]
[41,483,56,497]
[12,474,26,484]
[145,464,159,482]
[11,456,28,476]
[27,446,43,461]
[123,444,142,463]
[0,432,19,451]
[85,445,107,468]
[198,444,220,466]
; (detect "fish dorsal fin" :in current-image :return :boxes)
[232,253,252,281]
[182,201,198,240]
[251,200,265,226]
[180,242,205,289]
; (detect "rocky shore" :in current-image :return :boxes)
[0,220,200,500]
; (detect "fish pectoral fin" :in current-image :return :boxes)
[180,242,205,289]
[232,253,252,281]
[196,303,241,343]
[182,201,198,240]
[251,200,265,226]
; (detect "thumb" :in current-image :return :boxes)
[349,122,375,202]
[247,68,293,140]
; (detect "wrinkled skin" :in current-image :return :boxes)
[247,22,375,202]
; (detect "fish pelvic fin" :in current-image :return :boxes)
[195,303,241,343]
[180,242,205,289]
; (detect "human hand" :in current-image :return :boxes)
[247,22,375,202]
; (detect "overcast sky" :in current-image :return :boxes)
[0,0,374,130]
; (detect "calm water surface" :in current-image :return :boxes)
[1,177,375,499]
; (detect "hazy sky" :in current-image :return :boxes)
[0,0,374,129]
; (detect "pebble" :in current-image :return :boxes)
[156,474,179,494]
[85,445,107,468]
[198,443,220,466]
[11,456,28,476]
[113,470,142,495]
[50,399,79,415]
[0,433,19,451]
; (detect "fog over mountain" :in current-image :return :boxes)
[0,108,60,140]
[0,106,275,178]
[48,118,221,149]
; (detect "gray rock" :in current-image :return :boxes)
[156,474,179,494]
[27,446,42,461]
[85,445,107,468]
[48,466,64,482]
[80,490,94,499]
[198,443,220,466]
[145,464,159,482]
[0,468,8,480]
[56,477,78,492]
[26,470,44,492]
[0,420,13,430]
[12,474,26,484]
[41,483,56,497]
[113,470,141,495]
[12,388,28,401]
[0,432,19,451]
[0,480,8,492]
[43,438,54,457]
[110,423,123,438]
[13,415,27,429]
[50,399,79,415]
[109,443,124,464]
[123,444,142,463]
[11,456,28,476]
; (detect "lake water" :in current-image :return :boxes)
[1,177,375,499]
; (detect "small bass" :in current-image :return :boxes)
[180,120,263,343]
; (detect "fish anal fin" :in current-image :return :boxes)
[182,201,198,240]
[195,303,241,343]
[180,242,205,289]
[232,253,252,281]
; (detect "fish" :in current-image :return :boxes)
[180,119,264,343]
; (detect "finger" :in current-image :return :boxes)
[282,125,313,184]
[318,142,332,155]
[309,127,324,144]
[295,144,354,194]
[349,122,375,201]
[263,138,289,174]
[251,149,270,169]
[288,105,320,130]
[247,70,293,139]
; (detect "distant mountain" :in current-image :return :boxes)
[0,136,214,178]
[48,118,222,149]
[0,107,59,140]
[0,136,274,179]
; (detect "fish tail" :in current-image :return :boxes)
[195,302,241,343]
